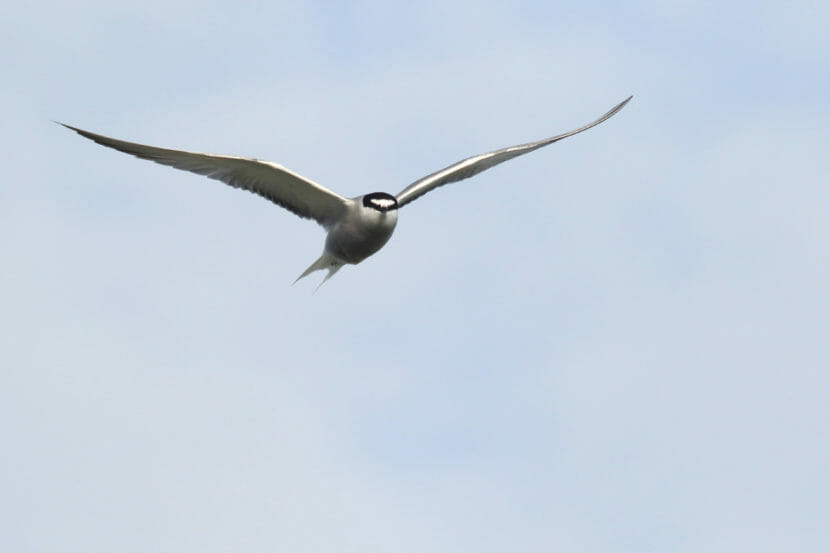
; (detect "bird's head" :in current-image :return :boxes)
[362,192,398,213]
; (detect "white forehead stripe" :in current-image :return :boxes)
[371,198,396,208]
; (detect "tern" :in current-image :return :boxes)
[60,95,631,287]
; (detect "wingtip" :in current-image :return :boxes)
[54,121,82,133]
[604,95,633,119]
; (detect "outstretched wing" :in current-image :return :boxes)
[59,123,350,227]
[395,96,632,208]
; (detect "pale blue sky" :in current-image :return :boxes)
[2,1,829,552]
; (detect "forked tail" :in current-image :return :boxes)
[293,252,344,291]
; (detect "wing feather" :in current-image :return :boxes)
[59,124,349,227]
[395,96,632,207]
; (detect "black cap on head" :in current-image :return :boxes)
[362,192,398,212]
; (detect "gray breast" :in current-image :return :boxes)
[325,209,398,264]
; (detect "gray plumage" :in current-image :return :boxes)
[59,95,631,287]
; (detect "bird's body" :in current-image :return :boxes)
[60,96,631,287]
[327,193,399,264]
[298,192,400,285]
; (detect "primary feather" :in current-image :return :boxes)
[57,123,349,227]
[395,96,632,207]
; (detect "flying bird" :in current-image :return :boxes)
[60,95,631,287]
